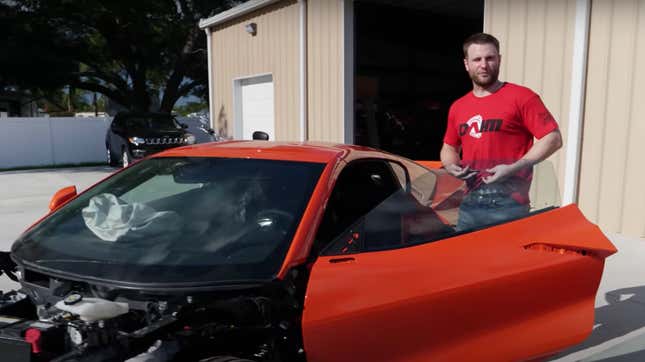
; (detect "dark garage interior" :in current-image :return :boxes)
[353,0,484,160]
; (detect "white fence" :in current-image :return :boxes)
[0,117,216,169]
[0,117,111,169]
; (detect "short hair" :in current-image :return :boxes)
[463,33,500,58]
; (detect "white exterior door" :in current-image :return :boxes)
[236,74,275,140]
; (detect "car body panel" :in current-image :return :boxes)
[415,160,442,169]
[275,160,337,278]
[302,204,616,362]
[158,141,352,164]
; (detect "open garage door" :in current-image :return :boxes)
[353,0,484,160]
[235,74,275,140]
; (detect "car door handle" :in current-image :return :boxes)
[329,257,355,264]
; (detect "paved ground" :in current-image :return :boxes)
[550,233,645,362]
[0,167,644,361]
[0,166,117,291]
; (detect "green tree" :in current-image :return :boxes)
[173,100,208,116]
[1,0,240,113]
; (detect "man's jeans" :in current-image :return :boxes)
[456,189,529,232]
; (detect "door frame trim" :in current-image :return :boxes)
[342,0,354,144]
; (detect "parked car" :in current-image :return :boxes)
[0,141,616,361]
[105,112,196,167]
[177,115,220,144]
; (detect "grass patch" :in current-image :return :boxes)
[0,162,108,172]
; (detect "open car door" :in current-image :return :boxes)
[302,168,616,362]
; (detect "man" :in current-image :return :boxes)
[440,33,562,231]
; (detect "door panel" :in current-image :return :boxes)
[302,205,616,361]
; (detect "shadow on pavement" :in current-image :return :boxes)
[553,285,645,359]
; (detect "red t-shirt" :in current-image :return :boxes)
[443,83,558,201]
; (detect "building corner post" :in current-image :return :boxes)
[205,28,215,133]
[563,0,591,205]
[342,0,354,144]
[299,0,308,142]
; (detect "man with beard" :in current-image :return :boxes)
[440,33,562,231]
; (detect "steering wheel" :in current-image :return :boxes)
[210,209,294,258]
[255,209,294,228]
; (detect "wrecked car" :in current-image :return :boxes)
[0,141,616,361]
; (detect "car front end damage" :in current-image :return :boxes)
[0,253,308,362]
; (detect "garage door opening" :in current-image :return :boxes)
[234,74,275,141]
[353,0,484,160]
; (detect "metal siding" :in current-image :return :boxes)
[578,0,611,225]
[623,1,645,237]
[543,0,575,200]
[506,0,528,84]
[307,0,344,142]
[597,1,636,232]
[580,0,645,237]
[484,0,575,210]
[524,1,547,93]
[210,0,300,141]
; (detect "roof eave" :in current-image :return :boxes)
[199,0,282,29]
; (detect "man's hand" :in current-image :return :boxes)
[441,143,477,180]
[482,164,515,184]
[445,164,478,180]
[483,159,533,184]
[483,130,563,184]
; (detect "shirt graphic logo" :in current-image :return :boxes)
[466,115,483,139]
[459,115,503,139]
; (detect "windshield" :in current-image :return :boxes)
[125,115,181,130]
[13,157,325,286]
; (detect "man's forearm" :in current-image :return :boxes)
[513,130,563,171]
[481,130,563,184]
[440,143,462,167]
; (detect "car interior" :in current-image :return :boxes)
[315,159,455,257]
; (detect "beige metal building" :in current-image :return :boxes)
[200,0,645,238]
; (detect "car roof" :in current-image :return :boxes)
[154,140,389,164]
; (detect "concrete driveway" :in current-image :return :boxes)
[0,166,116,291]
[0,166,644,361]
[550,233,645,362]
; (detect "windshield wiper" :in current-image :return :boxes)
[34,259,120,265]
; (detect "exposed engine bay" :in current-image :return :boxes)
[0,253,307,362]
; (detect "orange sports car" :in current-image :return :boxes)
[0,141,616,362]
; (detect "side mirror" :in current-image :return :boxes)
[252,131,269,141]
[49,186,77,211]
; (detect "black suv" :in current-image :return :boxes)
[105,112,196,167]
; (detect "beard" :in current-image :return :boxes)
[469,69,499,87]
